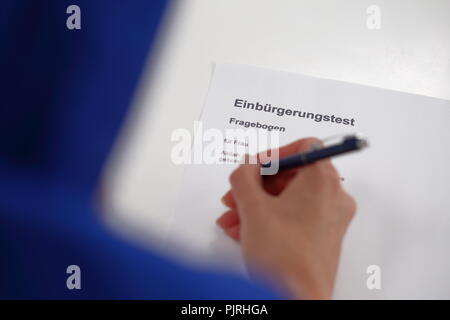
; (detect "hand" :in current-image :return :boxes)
[216,138,356,299]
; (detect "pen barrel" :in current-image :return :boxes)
[274,137,362,172]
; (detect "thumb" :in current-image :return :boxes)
[229,155,266,214]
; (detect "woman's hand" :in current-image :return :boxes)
[217,138,356,299]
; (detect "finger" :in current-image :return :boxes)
[224,225,240,241]
[262,137,322,193]
[263,170,297,195]
[229,155,265,213]
[222,138,321,206]
[216,210,240,229]
[221,190,236,209]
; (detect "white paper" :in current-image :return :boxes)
[168,62,450,299]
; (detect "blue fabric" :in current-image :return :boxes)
[0,0,280,299]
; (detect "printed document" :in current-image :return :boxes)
[168,63,450,299]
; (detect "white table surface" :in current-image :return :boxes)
[101,0,450,297]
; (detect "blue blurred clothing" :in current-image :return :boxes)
[0,0,279,299]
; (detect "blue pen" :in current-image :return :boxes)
[262,134,368,172]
